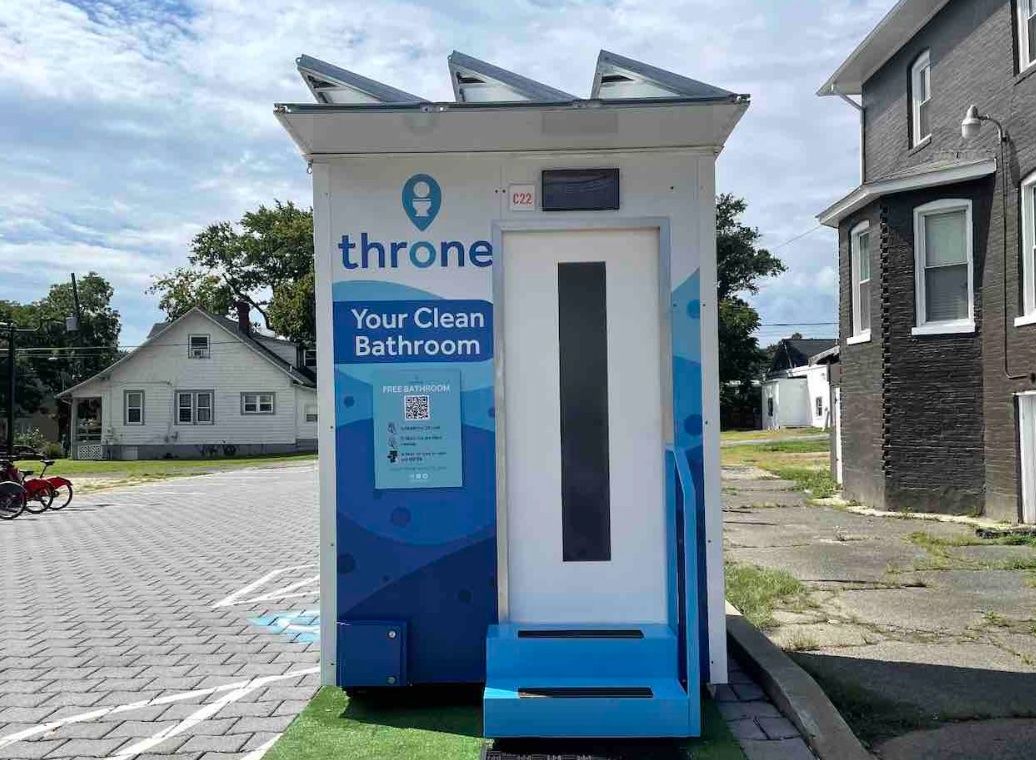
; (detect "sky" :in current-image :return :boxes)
[0,0,891,348]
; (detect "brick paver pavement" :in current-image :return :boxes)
[0,463,320,759]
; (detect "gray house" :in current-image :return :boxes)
[818,0,1036,521]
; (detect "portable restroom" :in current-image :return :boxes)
[276,50,748,739]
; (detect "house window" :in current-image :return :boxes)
[910,51,931,147]
[1018,171,1036,326]
[124,390,144,425]
[850,221,872,342]
[303,348,317,368]
[188,335,210,359]
[767,397,774,418]
[241,392,275,415]
[913,199,975,335]
[176,391,214,424]
[1020,0,1036,73]
[816,397,824,418]
[305,404,318,423]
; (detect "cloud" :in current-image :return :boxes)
[0,0,890,346]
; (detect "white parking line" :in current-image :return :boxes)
[246,574,320,604]
[108,668,317,760]
[0,667,320,752]
[241,734,281,760]
[212,565,314,608]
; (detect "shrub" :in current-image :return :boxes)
[14,428,49,453]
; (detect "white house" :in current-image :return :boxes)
[57,305,318,460]
[760,337,836,430]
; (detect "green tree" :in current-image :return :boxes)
[149,201,315,344]
[716,194,786,428]
[0,273,121,420]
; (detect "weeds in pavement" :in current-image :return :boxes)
[725,561,815,630]
[769,467,839,499]
[782,633,819,652]
[904,531,1036,573]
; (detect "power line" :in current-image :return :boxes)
[758,321,837,326]
[768,224,824,252]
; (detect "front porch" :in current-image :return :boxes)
[70,396,105,460]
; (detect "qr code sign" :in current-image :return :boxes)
[404,394,430,421]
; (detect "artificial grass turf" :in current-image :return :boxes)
[266,685,746,760]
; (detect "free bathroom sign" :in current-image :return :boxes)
[373,369,463,490]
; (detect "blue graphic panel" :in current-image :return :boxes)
[334,278,497,686]
[670,270,709,680]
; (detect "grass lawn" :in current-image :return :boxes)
[267,686,746,760]
[14,453,315,491]
[720,428,824,444]
[721,438,838,499]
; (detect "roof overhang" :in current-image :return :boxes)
[817,158,996,227]
[274,98,749,157]
[810,345,840,365]
[818,0,951,96]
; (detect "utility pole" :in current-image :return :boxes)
[5,322,13,457]
[1,274,80,456]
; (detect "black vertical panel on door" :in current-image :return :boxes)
[557,261,611,562]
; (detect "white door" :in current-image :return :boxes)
[501,228,667,624]
[1019,394,1036,524]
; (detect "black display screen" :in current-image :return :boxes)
[542,169,620,212]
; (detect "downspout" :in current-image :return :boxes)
[991,121,1031,382]
[834,89,865,183]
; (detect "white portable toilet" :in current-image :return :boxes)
[276,50,748,739]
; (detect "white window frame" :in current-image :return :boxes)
[176,390,214,425]
[303,348,317,368]
[912,199,975,335]
[241,392,276,415]
[304,404,318,423]
[188,334,210,359]
[1020,0,1036,74]
[910,51,932,148]
[124,390,144,426]
[1017,171,1036,327]
[848,221,872,344]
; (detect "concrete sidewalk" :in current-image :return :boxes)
[723,465,1036,760]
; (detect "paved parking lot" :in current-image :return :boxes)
[0,463,320,760]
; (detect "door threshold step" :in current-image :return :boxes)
[517,628,645,639]
[484,677,696,738]
[518,686,653,699]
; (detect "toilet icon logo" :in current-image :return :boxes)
[402,174,442,231]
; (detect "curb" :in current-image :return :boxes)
[725,603,873,760]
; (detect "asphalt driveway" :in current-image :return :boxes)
[0,463,320,759]
[724,465,1036,759]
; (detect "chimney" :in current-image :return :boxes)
[236,301,251,335]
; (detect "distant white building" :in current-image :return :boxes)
[57,305,318,460]
[760,337,837,430]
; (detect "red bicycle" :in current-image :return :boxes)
[0,481,26,520]
[0,459,74,512]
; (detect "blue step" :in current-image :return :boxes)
[483,676,696,738]
[486,623,679,680]
[483,623,697,738]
